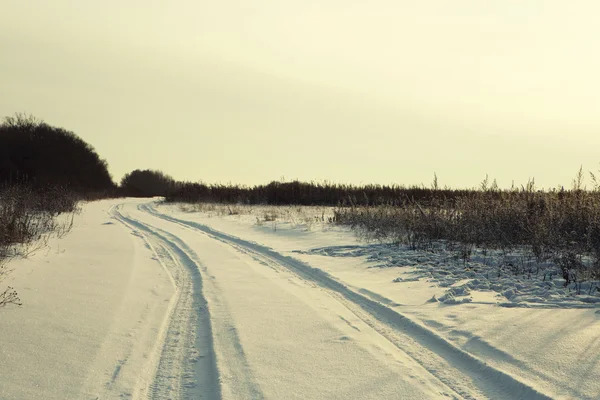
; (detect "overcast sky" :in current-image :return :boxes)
[2,1,599,188]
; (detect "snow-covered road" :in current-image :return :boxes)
[115,201,460,399]
[2,199,599,399]
[114,200,554,400]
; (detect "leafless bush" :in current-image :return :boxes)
[0,186,78,307]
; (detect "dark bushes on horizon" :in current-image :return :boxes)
[165,180,472,206]
[120,169,176,197]
[0,113,115,194]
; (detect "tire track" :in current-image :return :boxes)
[113,203,265,400]
[141,202,554,400]
[111,205,221,400]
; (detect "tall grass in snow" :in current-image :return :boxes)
[334,173,600,291]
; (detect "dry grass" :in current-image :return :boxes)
[0,186,79,306]
[334,174,600,288]
[178,202,335,231]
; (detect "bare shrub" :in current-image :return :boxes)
[0,186,78,307]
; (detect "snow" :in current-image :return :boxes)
[0,200,175,400]
[2,199,600,399]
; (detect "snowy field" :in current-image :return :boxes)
[1,199,599,399]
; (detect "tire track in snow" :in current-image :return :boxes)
[133,221,266,399]
[112,203,265,400]
[141,202,554,400]
[111,205,221,400]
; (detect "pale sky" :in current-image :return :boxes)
[2,1,599,189]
